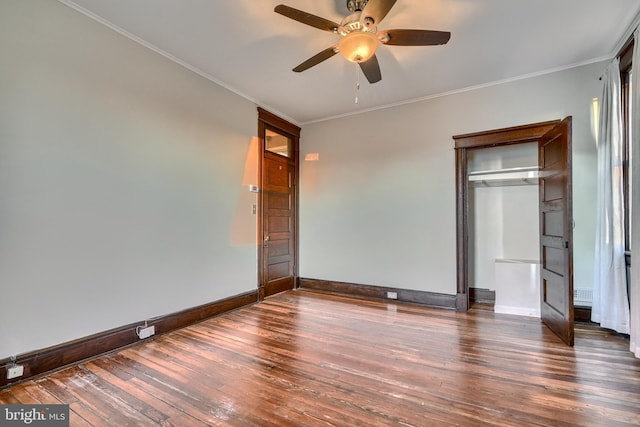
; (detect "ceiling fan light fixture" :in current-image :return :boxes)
[274,1,451,84]
[338,31,378,63]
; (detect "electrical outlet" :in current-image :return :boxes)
[137,325,155,339]
[386,291,398,300]
[7,365,24,380]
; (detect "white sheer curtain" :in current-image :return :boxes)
[631,28,640,358]
[592,58,630,334]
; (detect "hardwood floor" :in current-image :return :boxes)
[2,290,639,426]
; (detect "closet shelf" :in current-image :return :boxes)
[468,166,539,186]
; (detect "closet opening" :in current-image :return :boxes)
[454,118,575,346]
[467,143,540,316]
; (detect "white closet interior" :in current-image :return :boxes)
[468,143,541,317]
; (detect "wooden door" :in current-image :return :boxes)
[262,151,296,298]
[257,108,300,300]
[538,117,574,346]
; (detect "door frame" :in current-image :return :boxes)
[453,120,561,311]
[257,108,301,301]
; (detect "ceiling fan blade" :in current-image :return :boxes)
[292,47,339,72]
[361,0,397,25]
[380,29,451,46]
[359,55,382,84]
[275,5,340,32]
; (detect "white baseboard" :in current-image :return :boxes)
[494,305,541,318]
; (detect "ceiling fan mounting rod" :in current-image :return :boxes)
[347,0,368,13]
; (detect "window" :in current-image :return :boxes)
[265,129,292,158]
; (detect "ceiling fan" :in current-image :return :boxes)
[274,0,451,84]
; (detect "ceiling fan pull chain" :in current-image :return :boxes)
[355,63,360,104]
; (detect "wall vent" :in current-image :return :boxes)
[574,288,593,305]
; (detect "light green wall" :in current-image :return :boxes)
[0,0,258,358]
[300,62,604,295]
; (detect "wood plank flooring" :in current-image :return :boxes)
[2,289,639,426]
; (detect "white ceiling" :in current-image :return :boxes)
[61,0,640,124]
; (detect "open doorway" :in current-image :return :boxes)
[467,142,541,316]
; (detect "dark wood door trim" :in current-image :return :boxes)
[455,147,469,311]
[453,120,561,311]
[453,121,560,149]
[257,108,300,301]
[258,107,301,136]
